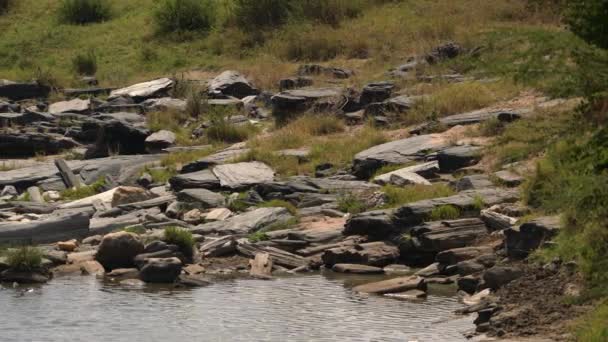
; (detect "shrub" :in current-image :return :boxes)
[428,205,461,221]
[155,0,215,34]
[258,200,298,216]
[206,116,257,144]
[71,50,97,75]
[163,227,195,257]
[564,0,608,49]
[337,193,367,214]
[233,0,294,30]
[58,0,111,25]
[5,246,43,271]
[0,0,12,14]
[297,0,365,27]
[248,231,270,243]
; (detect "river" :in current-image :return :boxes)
[0,273,474,342]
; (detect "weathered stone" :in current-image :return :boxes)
[145,130,176,152]
[170,170,220,191]
[57,239,79,252]
[437,145,483,172]
[212,162,275,189]
[332,264,384,274]
[343,209,397,238]
[139,257,182,283]
[352,134,450,179]
[322,241,399,267]
[353,276,426,294]
[504,216,561,259]
[204,208,232,221]
[193,207,293,235]
[385,289,427,300]
[271,88,342,114]
[80,260,105,276]
[452,174,494,191]
[111,186,156,207]
[411,219,488,252]
[436,246,494,265]
[0,79,50,100]
[181,144,251,173]
[278,76,313,91]
[177,188,225,208]
[95,231,145,270]
[142,97,186,112]
[415,262,442,277]
[483,266,523,290]
[49,98,91,114]
[84,119,150,158]
[209,71,258,99]
[425,41,463,64]
[298,64,353,79]
[106,268,140,280]
[494,170,524,187]
[109,78,174,101]
[0,270,49,283]
[455,260,485,276]
[360,82,394,106]
[375,170,431,186]
[0,131,80,157]
[458,275,481,294]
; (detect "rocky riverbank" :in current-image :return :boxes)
[0,42,584,341]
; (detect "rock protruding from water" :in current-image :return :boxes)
[96,232,145,270]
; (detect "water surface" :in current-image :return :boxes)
[0,273,474,342]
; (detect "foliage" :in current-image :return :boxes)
[154,0,215,34]
[163,226,195,257]
[123,225,147,235]
[58,0,111,25]
[258,200,298,216]
[247,217,298,242]
[71,49,97,75]
[297,0,366,27]
[575,300,608,341]
[247,231,270,243]
[5,246,43,271]
[0,0,12,14]
[60,178,106,200]
[564,0,608,49]
[337,193,367,214]
[382,184,456,208]
[206,116,258,144]
[428,205,461,221]
[232,0,294,31]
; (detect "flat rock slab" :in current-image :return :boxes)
[109,78,174,101]
[411,218,488,252]
[322,241,399,267]
[177,188,225,208]
[193,207,293,235]
[0,79,50,100]
[0,212,90,245]
[494,170,524,187]
[0,131,80,158]
[181,144,250,173]
[332,264,384,274]
[373,169,431,186]
[142,97,186,112]
[169,169,220,191]
[437,145,483,172]
[209,70,258,99]
[504,216,561,259]
[353,134,450,179]
[212,162,275,189]
[373,161,439,185]
[353,276,426,294]
[395,188,520,226]
[385,289,427,300]
[49,98,91,114]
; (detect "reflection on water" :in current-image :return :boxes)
[0,273,474,342]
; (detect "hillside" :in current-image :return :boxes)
[1,0,608,341]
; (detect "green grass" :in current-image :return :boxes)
[382,184,456,208]
[576,300,608,341]
[71,48,97,75]
[154,0,215,34]
[60,177,105,200]
[247,231,270,243]
[4,246,43,271]
[257,199,298,216]
[122,225,147,235]
[428,205,461,221]
[247,217,298,242]
[58,0,111,25]
[142,167,176,184]
[337,193,367,214]
[163,226,195,257]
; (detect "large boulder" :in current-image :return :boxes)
[322,241,399,267]
[343,209,397,238]
[483,266,523,290]
[352,134,450,179]
[145,130,176,152]
[139,257,183,283]
[85,119,150,158]
[437,145,483,172]
[169,169,220,191]
[193,207,293,235]
[0,79,50,100]
[504,216,561,259]
[0,131,80,157]
[96,232,145,270]
[208,70,258,99]
[212,162,275,189]
[111,186,157,207]
[177,188,225,208]
[109,78,174,101]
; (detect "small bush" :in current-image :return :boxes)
[0,0,12,14]
[564,0,608,49]
[248,231,270,243]
[163,226,195,257]
[60,178,106,200]
[206,116,257,144]
[233,0,293,30]
[297,0,365,27]
[58,0,111,25]
[123,225,147,235]
[258,200,298,216]
[5,246,43,271]
[72,50,97,76]
[428,205,461,221]
[155,0,215,34]
[337,193,367,214]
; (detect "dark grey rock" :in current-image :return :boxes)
[437,145,483,172]
[139,257,182,283]
[452,174,494,191]
[209,71,258,99]
[504,216,561,259]
[169,170,220,191]
[360,82,394,106]
[322,241,399,267]
[177,188,225,208]
[193,207,293,235]
[0,79,50,100]
[109,78,174,102]
[483,266,522,290]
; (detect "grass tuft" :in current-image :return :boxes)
[258,199,298,216]
[382,184,456,208]
[71,49,97,75]
[5,246,43,271]
[163,226,195,257]
[154,0,215,34]
[337,193,367,214]
[60,177,106,200]
[428,205,461,221]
